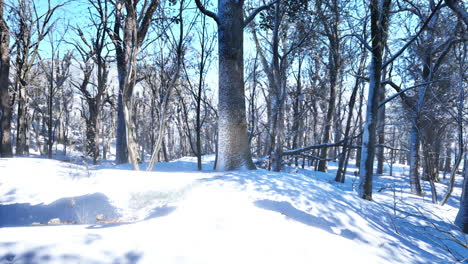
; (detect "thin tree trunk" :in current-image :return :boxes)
[16,84,30,156]
[376,84,386,174]
[47,66,54,159]
[335,43,366,182]
[455,154,468,233]
[440,81,464,206]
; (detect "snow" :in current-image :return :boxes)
[0,156,466,263]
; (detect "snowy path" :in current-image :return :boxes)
[0,156,466,263]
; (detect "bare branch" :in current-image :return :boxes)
[382,0,444,69]
[137,0,160,46]
[243,0,276,28]
[194,0,219,25]
[445,0,468,26]
[378,81,433,108]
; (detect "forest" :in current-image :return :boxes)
[0,0,467,263]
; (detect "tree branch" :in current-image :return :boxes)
[137,0,160,46]
[194,0,219,25]
[349,34,372,52]
[382,0,443,69]
[379,81,432,108]
[243,0,276,28]
[445,0,468,26]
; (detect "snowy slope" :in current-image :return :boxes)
[0,156,466,264]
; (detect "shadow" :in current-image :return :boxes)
[1,189,16,204]
[0,246,50,264]
[254,199,369,244]
[93,157,216,173]
[0,253,16,263]
[121,251,143,264]
[201,170,454,263]
[0,193,120,227]
[86,205,177,229]
[86,222,134,229]
[145,205,177,220]
[1,247,142,264]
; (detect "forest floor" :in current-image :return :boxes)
[0,155,467,264]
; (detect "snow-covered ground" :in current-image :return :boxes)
[0,155,466,264]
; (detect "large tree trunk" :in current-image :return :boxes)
[120,21,140,170]
[216,0,255,171]
[0,0,11,158]
[117,20,140,170]
[358,0,391,201]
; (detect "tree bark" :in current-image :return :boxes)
[408,123,423,195]
[115,77,128,164]
[358,0,391,201]
[198,0,258,171]
[376,83,386,174]
[0,0,11,157]
[111,0,159,168]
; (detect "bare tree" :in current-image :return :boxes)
[109,0,160,169]
[147,0,188,171]
[316,0,342,173]
[71,13,109,164]
[11,0,64,156]
[358,0,391,200]
[39,30,72,159]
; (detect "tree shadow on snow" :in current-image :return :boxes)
[0,247,143,264]
[200,171,454,264]
[254,199,370,244]
[0,193,120,227]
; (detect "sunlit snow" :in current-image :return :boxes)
[0,155,466,263]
